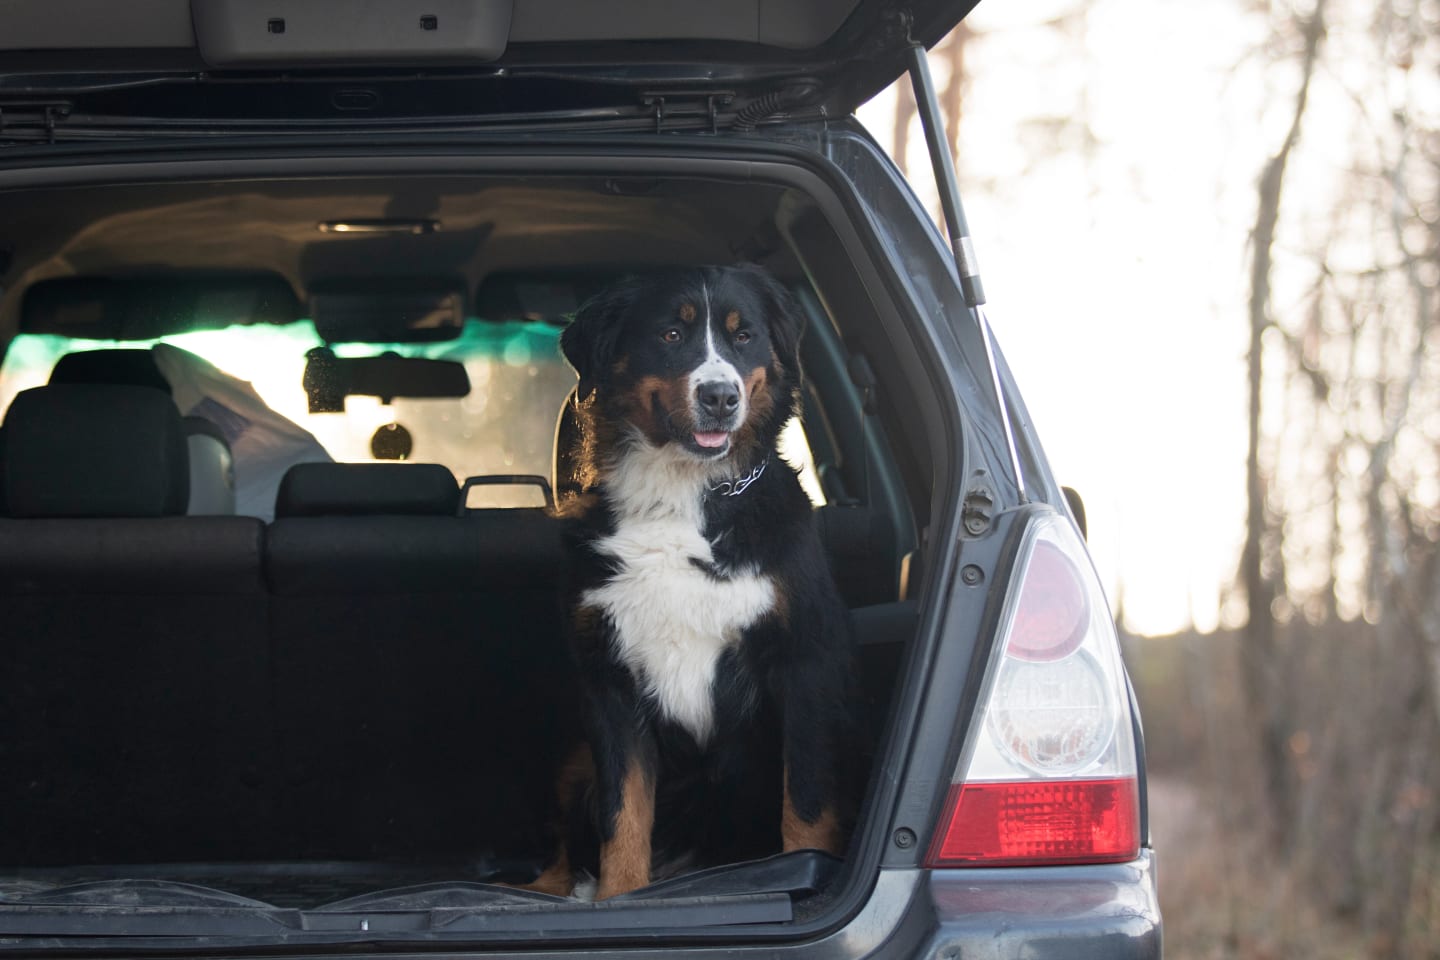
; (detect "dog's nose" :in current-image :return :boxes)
[697,381,741,417]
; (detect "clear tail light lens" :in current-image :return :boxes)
[926,511,1141,867]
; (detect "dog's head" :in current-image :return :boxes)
[562,264,802,465]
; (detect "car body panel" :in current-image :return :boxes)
[0,0,979,125]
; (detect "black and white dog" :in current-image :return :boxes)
[542,264,857,899]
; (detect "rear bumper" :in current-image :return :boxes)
[912,851,1161,960]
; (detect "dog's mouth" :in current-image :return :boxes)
[693,430,730,449]
[685,429,732,457]
[688,401,742,456]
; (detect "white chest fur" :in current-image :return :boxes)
[582,442,776,744]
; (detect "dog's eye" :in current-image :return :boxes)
[661,328,682,344]
[734,330,752,345]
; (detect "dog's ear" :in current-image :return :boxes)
[562,280,634,401]
[735,263,805,377]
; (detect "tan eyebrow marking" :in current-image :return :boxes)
[725,310,741,334]
[679,303,697,323]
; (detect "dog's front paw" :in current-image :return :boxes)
[782,807,843,855]
[499,848,578,898]
[596,864,649,900]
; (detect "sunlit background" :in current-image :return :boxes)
[860,0,1266,639]
[866,1,1440,956]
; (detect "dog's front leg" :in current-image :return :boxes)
[596,748,654,899]
[585,670,657,899]
[781,757,842,855]
[780,661,844,855]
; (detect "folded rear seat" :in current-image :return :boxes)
[0,384,272,865]
[266,463,576,866]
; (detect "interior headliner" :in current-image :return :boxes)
[0,176,791,340]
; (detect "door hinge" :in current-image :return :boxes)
[640,92,734,134]
[961,469,996,538]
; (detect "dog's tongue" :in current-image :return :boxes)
[693,431,729,449]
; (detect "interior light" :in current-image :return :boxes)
[317,219,440,236]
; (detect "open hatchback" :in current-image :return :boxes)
[0,2,1160,957]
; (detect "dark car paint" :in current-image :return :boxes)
[0,0,982,127]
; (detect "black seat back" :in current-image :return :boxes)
[266,463,575,864]
[814,504,897,607]
[0,385,271,864]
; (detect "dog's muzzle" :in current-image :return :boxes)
[691,378,742,450]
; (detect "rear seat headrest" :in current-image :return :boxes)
[48,348,240,517]
[275,462,459,518]
[2,384,189,518]
[49,349,173,395]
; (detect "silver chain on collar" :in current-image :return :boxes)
[709,455,769,498]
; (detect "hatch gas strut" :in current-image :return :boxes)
[906,41,1027,503]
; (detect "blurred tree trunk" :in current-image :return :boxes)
[1241,0,1326,854]
[939,24,968,168]
[891,82,916,179]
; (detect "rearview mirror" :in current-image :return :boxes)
[303,347,470,413]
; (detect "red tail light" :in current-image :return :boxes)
[928,778,1140,866]
[926,512,1142,868]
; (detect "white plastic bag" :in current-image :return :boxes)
[152,343,331,521]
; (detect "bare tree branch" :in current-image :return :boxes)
[1240,0,1328,853]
